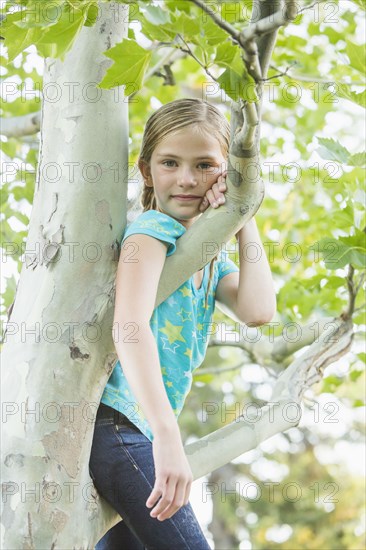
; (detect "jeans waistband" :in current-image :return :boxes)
[97,402,137,428]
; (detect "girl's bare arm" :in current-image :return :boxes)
[112,233,193,520]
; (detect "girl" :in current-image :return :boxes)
[89,98,276,549]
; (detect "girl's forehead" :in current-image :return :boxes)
[155,127,224,152]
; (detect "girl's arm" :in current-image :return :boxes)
[215,217,277,326]
[113,233,193,521]
[200,174,276,325]
[113,233,180,435]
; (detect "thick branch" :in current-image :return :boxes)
[1,111,41,138]
[185,315,353,479]
[239,0,298,45]
[208,316,337,367]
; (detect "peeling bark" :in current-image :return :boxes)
[1,3,129,548]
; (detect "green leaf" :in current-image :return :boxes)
[336,84,366,109]
[346,39,366,73]
[353,398,366,407]
[138,17,176,42]
[14,0,65,28]
[166,12,201,40]
[98,39,152,93]
[331,203,354,230]
[349,152,366,167]
[141,4,171,25]
[164,0,191,14]
[1,275,17,309]
[350,0,366,9]
[36,3,88,60]
[317,137,350,164]
[84,2,99,27]
[1,11,44,61]
[215,46,256,102]
[200,16,228,46]
[350,370,364,382]
[310,236,366,269]
[321,374,344,393]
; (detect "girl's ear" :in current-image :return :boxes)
[138,159,153,187]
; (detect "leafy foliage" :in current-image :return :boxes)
[1,1,365,547]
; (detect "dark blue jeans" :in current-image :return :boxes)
[89,403,211,549]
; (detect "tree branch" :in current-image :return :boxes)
[207,316,338,367]
[185,315,353,479]
[189,0,240,43]
[239,0,298,45]
[176,34,218,82]
[1,111,41,138]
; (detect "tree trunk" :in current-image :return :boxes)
[1,3,129,548]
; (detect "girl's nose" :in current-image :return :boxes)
[177,168,197,186]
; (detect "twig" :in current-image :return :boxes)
[189,0,240,43]
[265,62,298,81]
[353,301,366,315]
[195,361,245,376]
[269,64,366,85]
[176,34,218,82]
[189,0,297,86]
[355,271,366,295]
[299,0,329,14]
[345,264,356,318]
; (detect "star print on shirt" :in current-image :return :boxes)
[159,319,186,344]
[184,348,192,359]
[179,286,193,298]
[136,218,174,237]
[166,295,178,307]
[177,308,192,322]
[165,380,173,388]
[160,336,180,354]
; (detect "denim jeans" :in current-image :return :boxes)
[89,403,212,550]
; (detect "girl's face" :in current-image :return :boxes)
[139,126,227,229]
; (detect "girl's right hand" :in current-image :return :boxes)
[146,430,193,521]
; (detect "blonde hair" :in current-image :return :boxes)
[138,98,231,308]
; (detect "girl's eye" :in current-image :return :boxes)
[162,160,176,167]
[198,163,212,170]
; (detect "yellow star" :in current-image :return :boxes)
[165,380,173,388]
[159,320,186,344]
[179,286,193,298]
[197,322,204,331]
[184,348,192,359]
[161,367,167,375]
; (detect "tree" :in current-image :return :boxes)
[1,0,365,548]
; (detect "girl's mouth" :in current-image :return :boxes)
[172,195,201,201]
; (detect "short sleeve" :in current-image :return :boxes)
[216,249,239,282]
[121,210,186,257]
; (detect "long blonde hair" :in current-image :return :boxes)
[138,98,231,308]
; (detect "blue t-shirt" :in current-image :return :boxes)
[101,209,239,441]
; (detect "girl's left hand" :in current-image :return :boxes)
[199,171,227,212]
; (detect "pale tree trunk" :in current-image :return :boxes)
[1,1,355,548]
[1,3,129,548]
